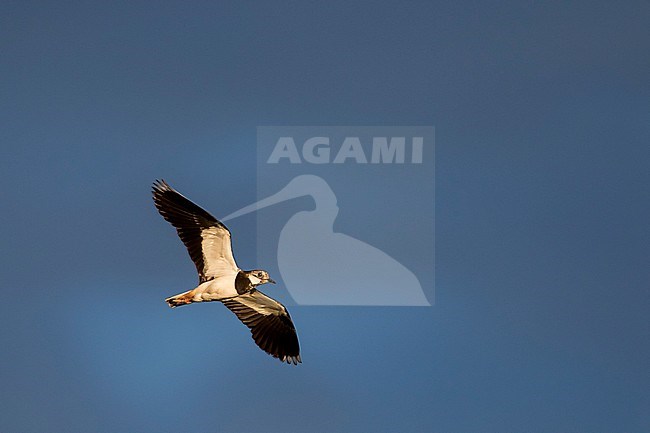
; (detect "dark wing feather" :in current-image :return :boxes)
[152,179,238,282]
[222,291,301,365]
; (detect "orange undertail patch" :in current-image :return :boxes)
[165,291,195,308]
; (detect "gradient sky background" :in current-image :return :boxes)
[1,2,648,432]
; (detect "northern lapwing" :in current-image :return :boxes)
[152,180,301,365]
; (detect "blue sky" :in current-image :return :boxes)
[1,1,648,432]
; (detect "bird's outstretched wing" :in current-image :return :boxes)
[222,291,301,365]
[152,179,238,282]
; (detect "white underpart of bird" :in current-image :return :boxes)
[152,179,301,365]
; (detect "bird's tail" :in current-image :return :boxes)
[165,290,194,308]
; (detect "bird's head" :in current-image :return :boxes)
[247,269,276,287]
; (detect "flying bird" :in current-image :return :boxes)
[152,179,301,365]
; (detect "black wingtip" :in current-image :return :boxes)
[281,354,302,365]
[152,179,171,194]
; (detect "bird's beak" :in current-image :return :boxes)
[268,278,276,284]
